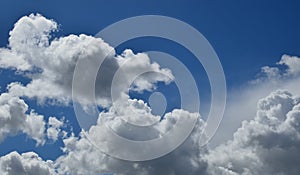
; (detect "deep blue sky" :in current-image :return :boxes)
[1,0,300,86]
[0,0,300,161]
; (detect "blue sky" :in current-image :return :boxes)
[1,0,300,86]
[0,1,300,174]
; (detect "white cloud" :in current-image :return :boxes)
[253,54,300,81]
[0,14,56,71]
[3,89,299,175]
[24,111,46,145]
[260,66,280,80]
[0,92,45,145]
[207,90,300,175]
[0,49,31,71]
[0,151,55,175]
[0,14,198,174]
[278,54,300,76]
[210,54,300,146]
[0,90,67,145]
[55,105,207,175]
[0,14,173,108]
[47,117,64,141]
[58,89,300,175]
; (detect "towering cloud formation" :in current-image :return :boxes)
[207,90,300,175]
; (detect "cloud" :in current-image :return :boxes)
[210,54,300,146]
[253,54,300,82]
[46,116,64,141]
[0,151,55,175]
[0,90,68,145]
[54,89,300,175]
[0,14,56,71]
[278,54,300,77]
[4,89,299,175]
[0,14,173,108]
[207,90,300,175]
[0,13,201,175]
[0,92,45,145]
[55,106,208,175]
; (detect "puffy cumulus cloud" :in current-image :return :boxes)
[56,133,208,175]
[2,14,300,175]
[5,90,300,175]
[0,92,45,145]
[0,92,64,173]
[23,112,46,145]
[46,116,64,141]
[211,54,300,146]
[0,13,173,107]
[8,14,57,52]
[105,98,160,127]
[207,90,300,175]
[115,49,173,94]
[0,14,56,71]
[0,151,55,175]
[256,54,300,81]
[278,54,300,77]
[0,90,66,145]
[88,103,201,145]
[55,105,208,175]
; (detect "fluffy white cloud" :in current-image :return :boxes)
[55,105,207,175]
[0,90,67,145]
[0,14,56,71]
[0,14,173,108]
[211,54,300,146]
[0,92,45,145]
[255,54,300,81]
[4,90,300,175]
[207,90,300,175]
[278,54,300,77]
[57,90,300,175]
[0,151,55,175]
[46,117,64,141]
[0,13,198,175]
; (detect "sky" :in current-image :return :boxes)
[0,1,300,175]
